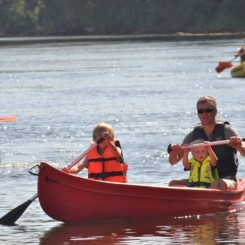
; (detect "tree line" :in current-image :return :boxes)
[1,0,245,37]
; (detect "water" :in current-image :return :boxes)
[0,36,245,244]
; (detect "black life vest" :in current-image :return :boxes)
[192,121,238,180]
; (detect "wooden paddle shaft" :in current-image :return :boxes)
[66,137,104,170]
[181,140,229,149]
[181,139,245,149]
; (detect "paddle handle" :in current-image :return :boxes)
[168,138,245,153]
[181,140,230,149]
[182,138,245,149]
[66,137,104,170]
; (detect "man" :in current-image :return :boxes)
[234,42,245,62]
[168,95,245,190]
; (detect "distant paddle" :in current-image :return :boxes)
[215,57,237,73]
[0,116,17,122]
[0,136,104,226]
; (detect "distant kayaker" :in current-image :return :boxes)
[63,122,128,183]
[234,43,245,62]
[182,139,219,188]
[168,95,245,190]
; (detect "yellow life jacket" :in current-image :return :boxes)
[189,156,219,188]
[87,140,127,183]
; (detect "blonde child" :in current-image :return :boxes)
[183,139,218,188]
[65,122,127,183]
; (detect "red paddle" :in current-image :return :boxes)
[0,116,17,122]
[215,57,237,73]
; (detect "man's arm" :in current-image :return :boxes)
[168,132,193,165]
[225,125,245,157]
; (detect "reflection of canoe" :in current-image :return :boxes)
[39,213,239,245]
[231,62,245,78]
[37,162,245,223]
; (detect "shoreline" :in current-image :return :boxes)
[0,32,244,45]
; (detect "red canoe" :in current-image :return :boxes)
[37,161,245,223]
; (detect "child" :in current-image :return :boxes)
[183,139,219,188]
[66,122,127,183]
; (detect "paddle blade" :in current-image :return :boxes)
[215,62,233,73]
[0,116,18,122]
[0,194,38,226]
[0,200,32,226]
[215,66,225,73]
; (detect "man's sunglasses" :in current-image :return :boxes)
[197,108,214,114]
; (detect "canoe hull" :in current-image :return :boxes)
[37,162,245,223]
[231,62,245,78]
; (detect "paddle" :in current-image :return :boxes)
[0,116,17,122]
[0,194,38,226]
[64,137,104,171]
[215,57,237,73]
[0,137,104,226]
[181,140,231,149]
[167,138,245,153]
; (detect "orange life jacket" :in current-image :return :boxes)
[87,140,128,183]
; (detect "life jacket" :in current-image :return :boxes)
[87,140,128,183]
[188,156,219,188]
[192,121,238,180]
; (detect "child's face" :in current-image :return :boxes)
[191,146,208,162]
[94,130,107,148]
[94,131,104,141]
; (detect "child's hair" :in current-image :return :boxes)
[92,122,115,141]
[190,139,206,155]
[191,139,204,145]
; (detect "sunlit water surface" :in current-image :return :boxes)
[0,36,245,244]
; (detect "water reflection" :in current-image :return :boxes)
[39,211,244,245]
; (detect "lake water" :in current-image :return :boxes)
[0,36,245,244]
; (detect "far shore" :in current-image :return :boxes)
[0,32,244,45]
